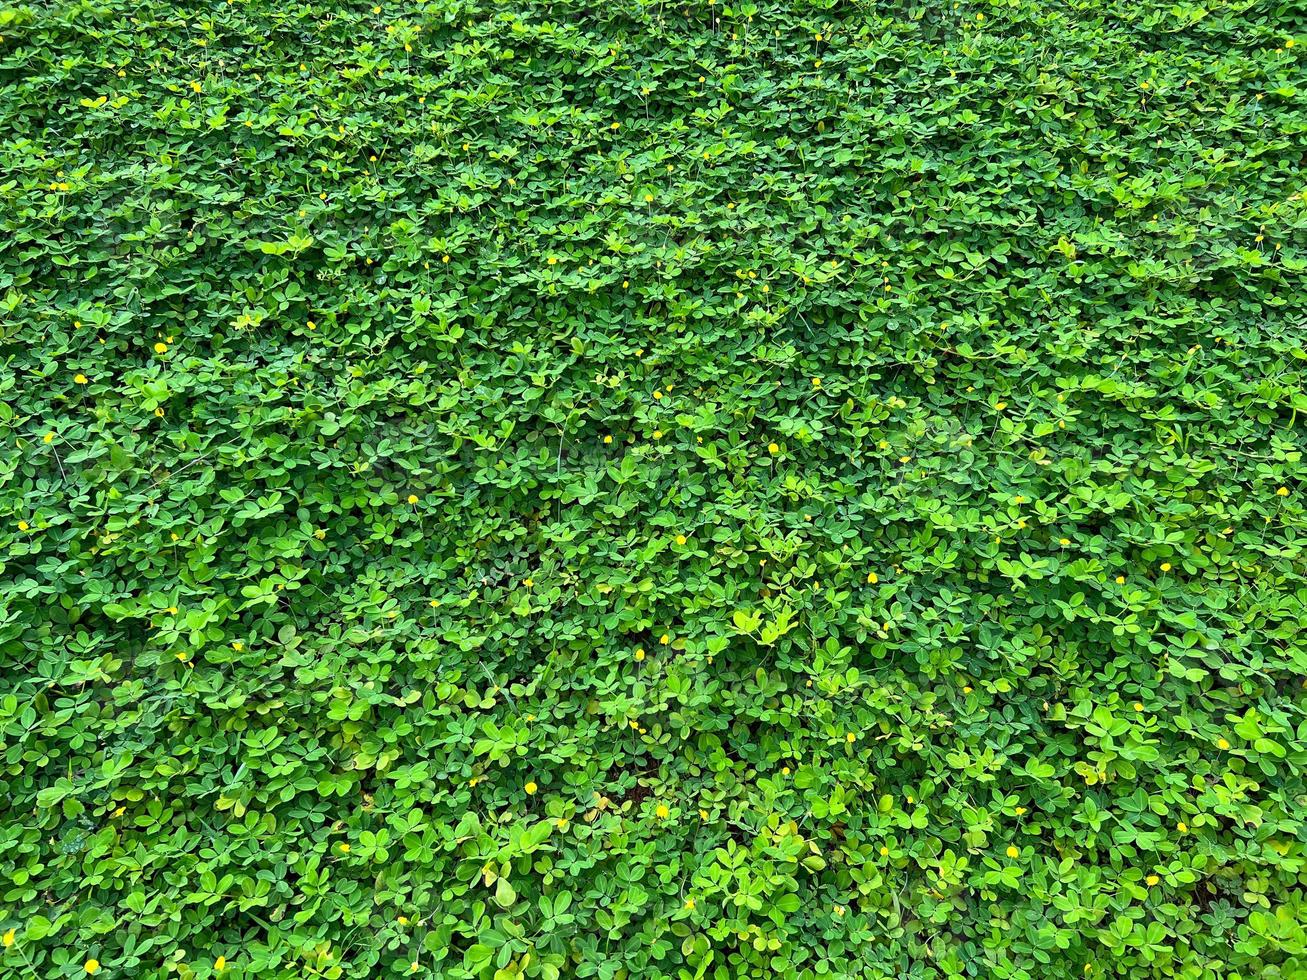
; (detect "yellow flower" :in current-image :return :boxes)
[653,390,663,400]
[634,648,645,661]
[659,633,669,644]
[622,280,629,289]
[215,956,227,971]
[1133,702,1143,712]
[407,494,418,504]
[339,843,351,853]
[845,732,856,743]
[644,193,653,203]
[85,961,101,975]
[525,781,537,795]
[1015,806,1027,815]
[1160,562,1172,572]
[43,431,54,444]
[1217,738,1230,750]
[684,897,695,909]
[232,641,243,651]
[154,342,168,354]
[655,803,670,819]
[675,534,687,546]
[811,377,821,388]
[653,430,663,439]
[1277,486,1289,496]
[603,435,613,444]
[523,577,533,588]
[74,373,89,384]
[191,81,202,93]
[1116,575,1126,584]
[1145,874,1159,886]
[962,685,973,694]
[879,846,889,856]
[1059,538,1070,546]
[547,256,557,265]
[1177,821,1188,833]
[768,442,779,454]
[17,521,29,531]
[866,572,878,584]
[2,928,13,947]
[1006,846,1019,858]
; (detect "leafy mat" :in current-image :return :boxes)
[2,1,1305,977]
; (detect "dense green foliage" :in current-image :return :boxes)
[3,0,1306,977]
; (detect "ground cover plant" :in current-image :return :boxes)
[2,0,1306,976]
